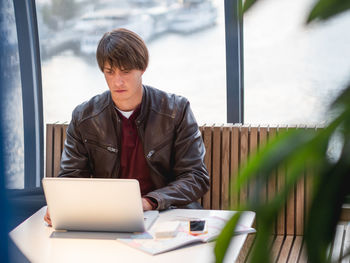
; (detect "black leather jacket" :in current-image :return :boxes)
[59,85,209,210]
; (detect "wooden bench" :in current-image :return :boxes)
[46,123,350,262]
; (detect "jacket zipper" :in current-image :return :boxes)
[84,138,118,154]
[136,122,162,177]
[146,136,172,160]
[146,150,155,159]
[111,108,122,178]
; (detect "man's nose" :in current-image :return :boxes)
[113,73,124,86]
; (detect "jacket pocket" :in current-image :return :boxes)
[84,138,118,178]
[146,135,173,159]
[84,138,118,154]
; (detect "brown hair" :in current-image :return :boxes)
[96,28,149,72]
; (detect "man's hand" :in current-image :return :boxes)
[44,208,52,226]
[142,198,153,211]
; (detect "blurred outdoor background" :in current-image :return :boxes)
[4,0,350,188]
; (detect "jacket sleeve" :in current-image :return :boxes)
[145,100,210,210]
[58,109,91,178]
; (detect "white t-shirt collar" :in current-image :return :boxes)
[115,107,134,119]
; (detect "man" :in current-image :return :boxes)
[44,28,209,225]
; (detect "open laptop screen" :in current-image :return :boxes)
[43,178,156,232]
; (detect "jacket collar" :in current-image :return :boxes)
[136,85,149,124]
[107,85,149,125]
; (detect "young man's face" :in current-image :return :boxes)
[103,63,144,111]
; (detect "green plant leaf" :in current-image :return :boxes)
[249,213,273,263]
[331,85,350,109]
[242,0,257,13]
[221,0,350,259]
[305,140,350,262]
[307,0,350,23]
[214,212,242,263]
[241,0,350,24]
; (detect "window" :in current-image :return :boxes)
[244,0,350,125]
[1,0,25,189]
[36,0,227,126]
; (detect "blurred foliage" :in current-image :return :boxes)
[242,0,350,23]
[242,0,256,13]
[307,0,350,23]
[215,0,350,262]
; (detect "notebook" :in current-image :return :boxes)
[42,177,159,232]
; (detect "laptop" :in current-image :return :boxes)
[42,178,159,232]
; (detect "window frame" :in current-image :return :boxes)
[13,0,44,188]
[225,0,244,124]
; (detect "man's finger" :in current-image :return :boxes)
[142,198,152,211]
[44,212,52,226]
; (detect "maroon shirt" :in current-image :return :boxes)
[116,107,156,197]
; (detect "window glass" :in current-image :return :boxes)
[244,0,350,125]
[36,0,226,126]
[1,0,25,189]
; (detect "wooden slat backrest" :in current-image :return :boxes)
[212,126,221,210]
[230,124,240,209]
[45,123,68,177]
[240,126,249,206]
[268,127,278,234]
[295,126,306,236]
[277,126,287,235]
[259,126,268,203]
[248,125,258,205]
[199,124,314,236]
[271,235,284,262]
[286,126,297,236]
[201,125,212,209]
[46,123,350,263]
[46,123,315,236]
[45,124,54,178]
[53,125,63,177]
[221,126,230,210]
[288,236,304,263]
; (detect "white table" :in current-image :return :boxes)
[10,207,255,263]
